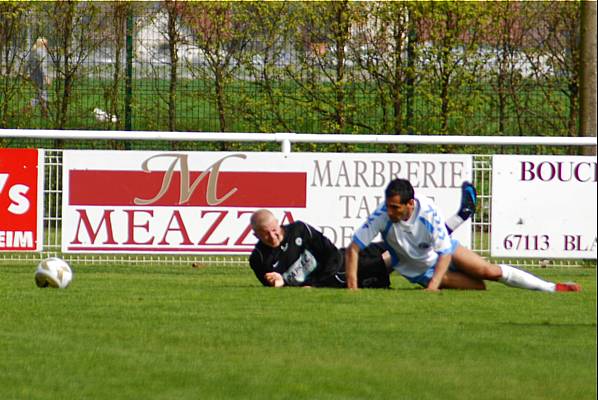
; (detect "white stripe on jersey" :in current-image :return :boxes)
[352,196,454,278]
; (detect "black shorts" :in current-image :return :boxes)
[356,242,390,288]
[329,242,390,289]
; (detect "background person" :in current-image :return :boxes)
[345,178,581,292]
[27,37,51,117]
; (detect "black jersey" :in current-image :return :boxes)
[249,221,343,287]
[249,221,390,288]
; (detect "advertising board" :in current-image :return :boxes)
[0,148,43,252]
[491,155,597,258]
[62,151,472,254]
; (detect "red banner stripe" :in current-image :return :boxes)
[68,170,306,207]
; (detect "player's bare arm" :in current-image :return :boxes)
[345,242,360,289]
[426,253,452,291]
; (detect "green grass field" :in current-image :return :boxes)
[1,263,595,400]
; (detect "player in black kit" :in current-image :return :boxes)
[249,210,390,288]
[248,182,478,288]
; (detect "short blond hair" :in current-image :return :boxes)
[250,209,276,230]
[34,37,48,49]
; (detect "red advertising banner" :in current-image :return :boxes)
[0,148,43,251]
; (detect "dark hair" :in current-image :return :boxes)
[385,178,414,204]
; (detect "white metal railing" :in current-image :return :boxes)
[1,129,596,153]
[1,129,596,268]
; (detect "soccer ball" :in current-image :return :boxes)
[35,257,73,289]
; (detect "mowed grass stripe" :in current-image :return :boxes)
[1,264,595,400]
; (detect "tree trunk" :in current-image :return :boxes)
[334,1,348,136]
[167,7,178,135]
[579,0,597,155]
[392,15,403,136]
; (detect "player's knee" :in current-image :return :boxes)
[472,280,487,290]
[482,265,503,281]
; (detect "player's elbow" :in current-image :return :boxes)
[344,243,361,272]
[345,243,359,260]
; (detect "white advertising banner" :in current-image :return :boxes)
[491,155,597,259]
[62,150,472,254]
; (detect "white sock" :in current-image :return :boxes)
[445,214,464,234]
[498,264,556,292]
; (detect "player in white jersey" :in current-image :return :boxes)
[345,178,581,292]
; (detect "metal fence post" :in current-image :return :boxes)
[277,132,293,153]
[125,12,133,135]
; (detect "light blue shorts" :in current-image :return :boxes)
[405,240,460,287]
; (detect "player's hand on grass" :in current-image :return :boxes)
[425,281,441,292]
[265,272,284,287]
[424,278,440,292]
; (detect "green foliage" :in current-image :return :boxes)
[0,1,585,145]
[0,264,595,400]
[0,2,29,130]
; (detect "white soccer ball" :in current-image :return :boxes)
[35,257,73,289]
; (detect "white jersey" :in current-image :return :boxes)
[352,196,455,278]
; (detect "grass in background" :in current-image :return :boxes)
[3,77,572,138]
[0,263,595,400]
